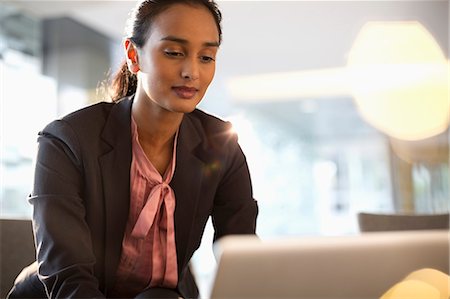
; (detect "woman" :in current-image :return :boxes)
[8,0,258,298]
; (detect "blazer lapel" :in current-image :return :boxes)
[98,97,133,291]
[171,114,205,272]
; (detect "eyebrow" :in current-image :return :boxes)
[160,35,220,48]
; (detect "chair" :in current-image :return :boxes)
[0,219,36,298]
[357,212,449,232]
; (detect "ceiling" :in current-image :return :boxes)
[3,0,449,140]
[4,1,131,40]
[7,1,449,73]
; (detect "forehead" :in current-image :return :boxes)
[147,3,219,45]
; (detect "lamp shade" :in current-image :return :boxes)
[347,21,449,141]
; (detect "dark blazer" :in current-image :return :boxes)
[14,96,258,298]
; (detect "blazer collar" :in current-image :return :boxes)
[100,96,133,148]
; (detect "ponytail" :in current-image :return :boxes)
[110,61,137,102]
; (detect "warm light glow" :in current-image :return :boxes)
[226,21,449,141]
[226,68,351,102]
[405,268,450,298]
[347,21,449,141]
[381,280,441,299]
[381,268,450,299]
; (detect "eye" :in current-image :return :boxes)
[164,50,184,58]
[200,56,215,63]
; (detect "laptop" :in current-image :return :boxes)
[210,230,449,299]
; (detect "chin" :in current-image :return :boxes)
[169,98,202,114]
[167,103,199,114]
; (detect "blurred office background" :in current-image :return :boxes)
[1,0,449,296]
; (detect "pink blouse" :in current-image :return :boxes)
[112,117,178,297]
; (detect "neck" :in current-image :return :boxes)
[132,92,183,151]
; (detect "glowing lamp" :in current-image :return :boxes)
[347,22,449,141]
[381,268,450,299]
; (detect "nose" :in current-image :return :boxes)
[181,58,199,81]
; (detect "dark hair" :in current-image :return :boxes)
[110,0,222,102]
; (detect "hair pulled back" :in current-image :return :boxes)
[110,0,222,102]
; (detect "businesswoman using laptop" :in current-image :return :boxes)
[8,0,258,298]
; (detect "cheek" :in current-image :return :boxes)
[149,59,172,80]
[143,50,173,78]
[139,70,166,99]
[202,66,216,87]
[145,63,174,92]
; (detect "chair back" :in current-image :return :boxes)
[0,219,36,298]
[358,212,449,232]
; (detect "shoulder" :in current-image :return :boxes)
[40,101,117,147]
[187,109,234,137]
[36,98,131,169]
[42,100,122,133]
[186,109,237,148]
[61,101,115,128]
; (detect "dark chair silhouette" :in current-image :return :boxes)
[357,212,449,232]
[0,219,36,298]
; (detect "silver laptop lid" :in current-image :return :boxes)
[210,231,449,299]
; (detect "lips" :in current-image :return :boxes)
[172,86,198,99]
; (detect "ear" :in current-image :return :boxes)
[124,38,140,74]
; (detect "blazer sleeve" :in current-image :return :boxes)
[29,120,105,298]
[211,134,258,241]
